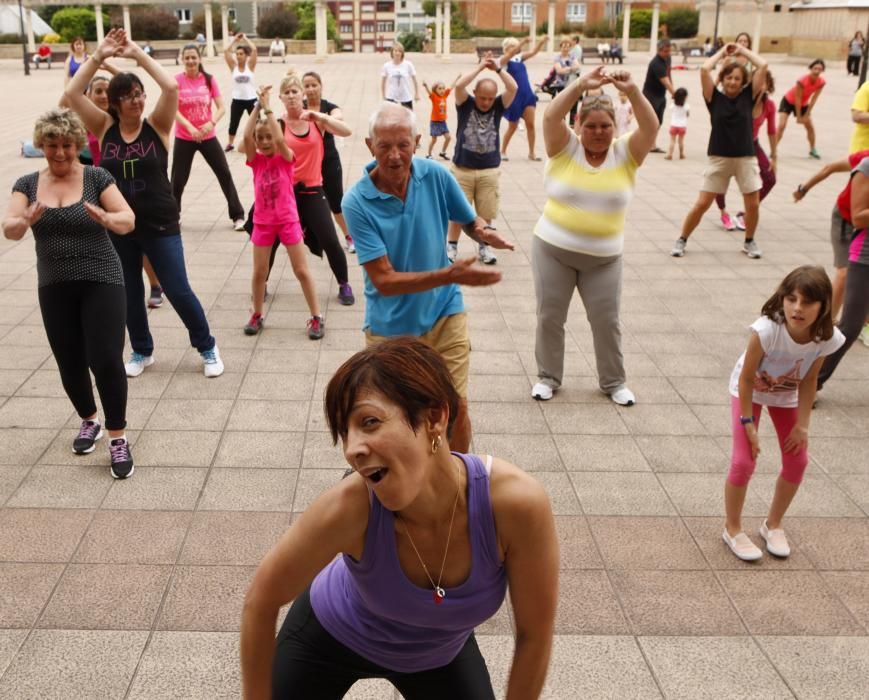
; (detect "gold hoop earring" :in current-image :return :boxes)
[431,434,442,454]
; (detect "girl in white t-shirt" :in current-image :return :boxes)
[380,42,419,109]
[724,266,844,562]
[665,87,689,160]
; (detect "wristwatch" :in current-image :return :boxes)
[739,416,755,425]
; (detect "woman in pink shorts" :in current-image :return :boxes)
[242,85,324,340]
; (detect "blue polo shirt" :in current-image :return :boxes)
[343,157,477,337]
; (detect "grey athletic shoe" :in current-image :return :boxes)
[743,239,763,259]
[671,238,687,257]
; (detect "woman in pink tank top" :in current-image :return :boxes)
[279,70,356,308]
[240,338,558,698]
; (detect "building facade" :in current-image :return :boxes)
[329,0,397,52]
[395,0,431,32]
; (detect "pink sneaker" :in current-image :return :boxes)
[720,212,736,231]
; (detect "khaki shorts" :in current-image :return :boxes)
[450,165,500,221]
[702,156,761,195]
[365,313,470,398]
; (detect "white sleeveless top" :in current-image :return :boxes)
[231,65,257,101]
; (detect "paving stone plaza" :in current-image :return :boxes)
[0,48,867,698]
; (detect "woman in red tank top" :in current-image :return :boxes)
[279,71,356,307]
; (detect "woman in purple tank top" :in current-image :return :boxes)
[241,338,558,699]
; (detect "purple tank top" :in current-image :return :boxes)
[309,453,507,673]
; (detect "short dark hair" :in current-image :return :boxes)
[106,72,145,121]
[761,265,834,342]
[674,87,688,106]
[324,337,460,444]
[718,59,749,87]
[657,39,671,50]
[809,58,825,70]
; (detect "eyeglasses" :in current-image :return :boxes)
[119,91,146,102]
[582,94,613,107]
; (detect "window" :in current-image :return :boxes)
[362,3,375,12]
[566,3,587,22]
[339,3,353,12]
[175,8,192,23]
[340,22,353,33]
[400,0,407,8]
[377,20,394,32]
[511,3,532,22]
[227,8,237,21]
[362,21,375,33]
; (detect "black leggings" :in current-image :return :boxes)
[229,98,257,136]
[170,137,245,221]
[818,261,869,389]
[296,186,349,284]
[38,281,127,430]
[848,55,861,75]
[272,588,495,699]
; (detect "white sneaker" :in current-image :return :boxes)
[201,345,225,378]
[671,238,687,257]
[531,382,554,401]
[446,242,458,263]
[478,244,497,265]
[125,351,154,378]
[759,520,791,558]
[609,386,636,406]
[722,530,763,561]
[233,219,245,231]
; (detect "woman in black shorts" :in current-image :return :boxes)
[303,71,354,253]
[3,108,136,479]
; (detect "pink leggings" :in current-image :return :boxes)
[728,397,809,487]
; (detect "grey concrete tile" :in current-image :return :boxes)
[751,473,865,518]
[634,435,729,473]
[226,399,311,431]
[784,518,869,571]
[638,637,793,700]
[555,516,604,569]
[475,635,512,699]
[158,565,255,632]
[133,430,222,467]
[238,372,316,401]
[180,511,290,565]
[588,516,707,569]
[215,431,305,469]
[161,371,243,399]
[541,636,661,699]
[466,374,533,402]
[571,472,676,515]
[298,431,347,469]
[13,369,67,398]
[468,401,548,434]
[0,629,27,678]
[540,403,628,434]
[757,636,869,700]
[657,473,768,517]
[0,428,55,466]
[472,434,562,471]
[0,346,51,370]
[611,570,745,635]
[0,563,64,627]
[719,571,865,635]
[0,397,73,428]
[682,517,816,571]
[127,631,241,700]
[102,467,208,510]
[5,464,111,509]
[145,399,234,431]
[0,508,92,562]
[811,438,869,475]
[125,370,173,399]
[556,435,649,472]
[821,572,869,630]
[74,511,192,565]
[618,404,708,436]
[555,571,630,634]
[0,465,28,503]
[531,471,581,515]
[834,473,869,514]
[38,564,171,630]
[293,468,344,511]
[199,468,298,511]
[0,629,148,698]
[669,376,733,405]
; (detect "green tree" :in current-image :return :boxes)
[616,9,652,39]
[292,1,341,49]
[51,7,106,41]
[398,30,426,52]
[664,8,699,39]
[422,1,458,16]
[257,6,299,39]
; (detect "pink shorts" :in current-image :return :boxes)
[669,126,687,136]
[251,221,303,247]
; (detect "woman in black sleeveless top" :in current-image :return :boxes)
[64,28,224,379]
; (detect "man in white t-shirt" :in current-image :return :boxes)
[269,38,286,63]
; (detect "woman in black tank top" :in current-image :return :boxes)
[64,28,225,380]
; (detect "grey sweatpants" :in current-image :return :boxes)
[532,236,625,393]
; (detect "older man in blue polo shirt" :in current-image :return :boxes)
[343,102,514,451]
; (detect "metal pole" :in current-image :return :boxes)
[713,0,722,49]
[17,0,30,76]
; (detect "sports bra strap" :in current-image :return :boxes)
[484,454,493,476]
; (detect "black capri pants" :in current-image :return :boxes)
[296,185,349,285]
[38,281,128,430]
[321,155,345,215]
[272,588,496,699]
[171,137,245,221]
[229,97,258,137]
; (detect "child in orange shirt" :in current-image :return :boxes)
[422,75,460,160]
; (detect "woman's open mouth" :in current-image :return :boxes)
[362,467,389,484]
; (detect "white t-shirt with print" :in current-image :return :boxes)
[382,60,416,103]
[728,316,845,408]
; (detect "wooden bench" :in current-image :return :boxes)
[26,49,69,66]
[580,48,600,64]
[679,45,704,63]
[475,45,503,62]
[149,47,181,64]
